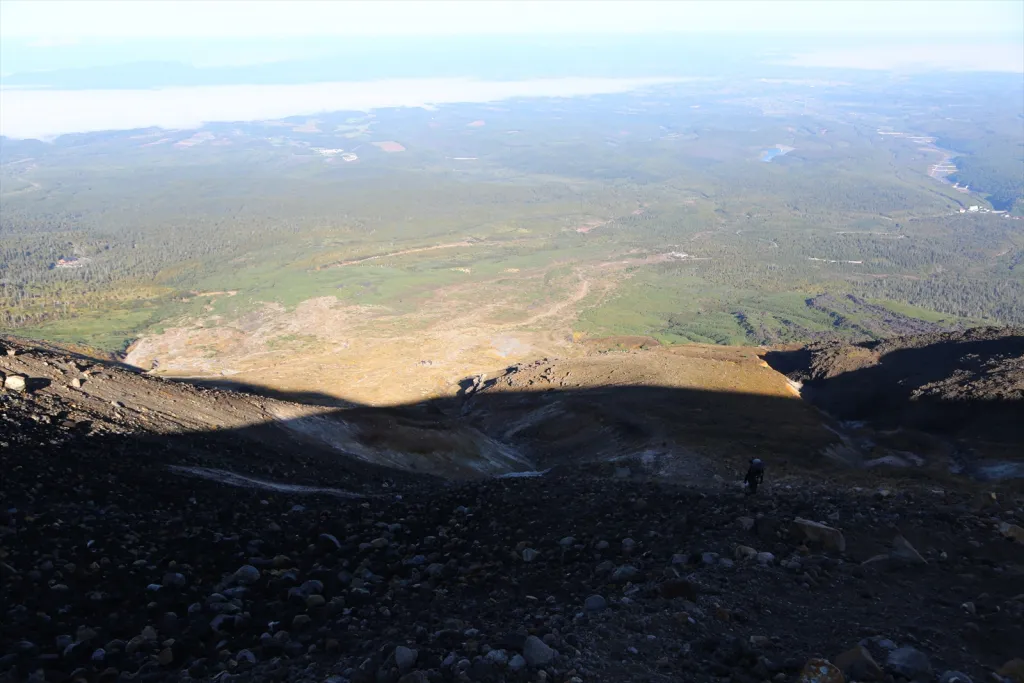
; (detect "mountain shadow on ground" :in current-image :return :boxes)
[4,383,1024,683]
[764,327,1024,452]
[3,333,1024,683]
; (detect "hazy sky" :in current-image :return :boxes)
[2,0,1021,39]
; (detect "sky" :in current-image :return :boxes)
[2,0,1021,41]
[1,0,1021,139]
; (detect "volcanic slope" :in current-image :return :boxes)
[2,335,1024,683]
[766,327,1024,473]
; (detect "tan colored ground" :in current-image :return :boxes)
[124,254,727,406]
[6,322,841,481]
[125,271,603,406]
[492,343,799,398]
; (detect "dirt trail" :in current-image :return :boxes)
[519,271,591,327]
[325,241,478,268]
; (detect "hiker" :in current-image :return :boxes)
[744,458,765,494]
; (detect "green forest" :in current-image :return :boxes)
[2,75,1021,352]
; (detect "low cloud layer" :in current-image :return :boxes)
[1,77,683,140]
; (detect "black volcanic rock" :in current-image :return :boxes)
[1,334,1023,682]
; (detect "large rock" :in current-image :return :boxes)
[798,658,845,683]
[734,545,758,560]
[394,646,418,672]
[998,523,1024,544]
[835,645,882,681]
[584,595,608,612]
[998,659,1024,683]
[792,518,846,553]
[886,647,932,681]
[522,635,554,667]
[508,655,527,672]
[891,535,926,564]
[3,375,26,392]
[233,565,261,585]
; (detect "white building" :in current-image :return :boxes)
[968,205,980,212]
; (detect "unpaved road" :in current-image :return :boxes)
[324,241,479,268]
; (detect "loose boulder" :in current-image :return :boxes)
[3,375,26,392]
[886,647,932,682]
[233,565,261,585]
[508,655,527,672]
[998,523,1024,544]
[797,658,845,683]
[734,545,758,560]
[998,659,1024,683]
[835,645,883,681]
[394,646,418,672]
[792,518,846,553]
[522,635,554,667]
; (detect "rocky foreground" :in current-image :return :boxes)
[2,338,1024,683]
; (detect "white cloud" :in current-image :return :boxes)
[0,77,685,139]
